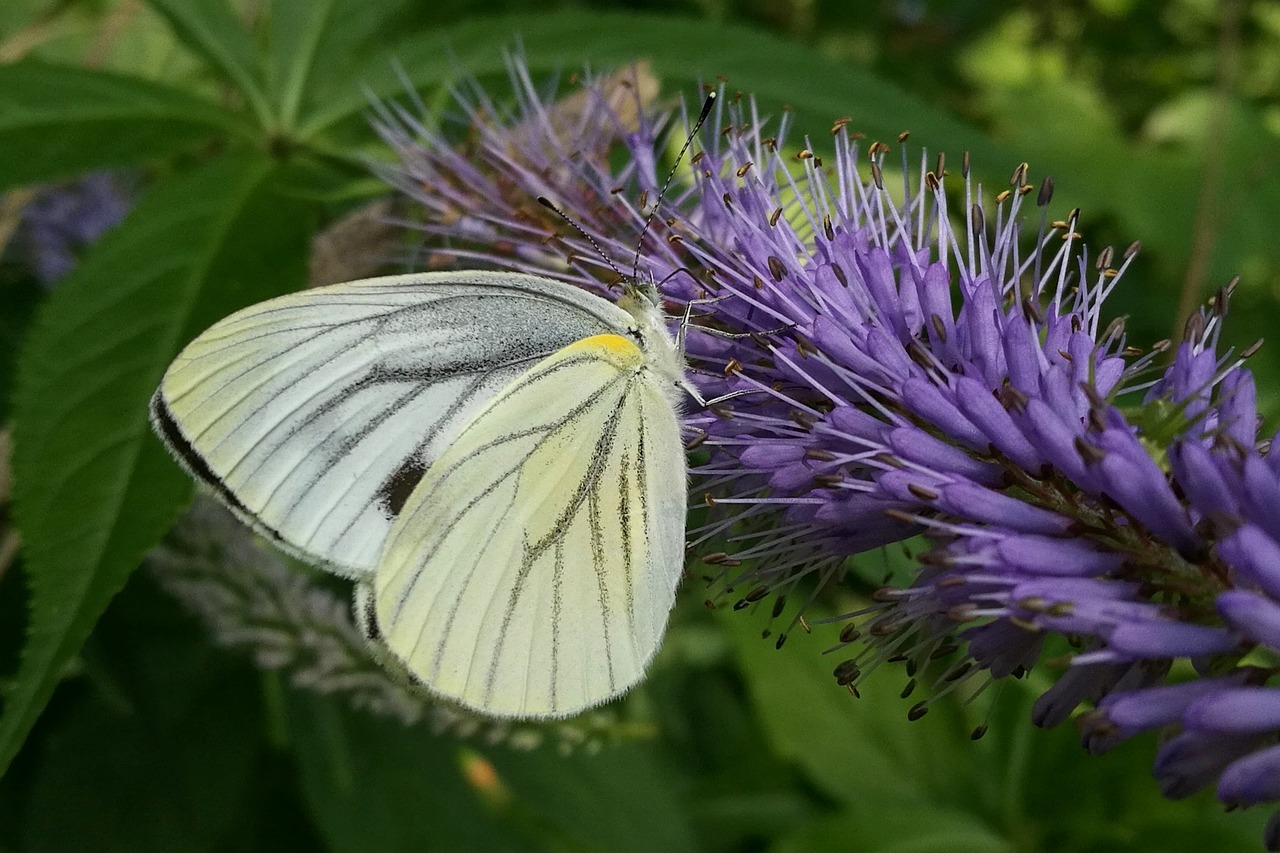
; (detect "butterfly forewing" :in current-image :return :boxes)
[374,333,687,717]
[151,272,633,576]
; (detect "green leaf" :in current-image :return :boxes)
[729,612,1275,850]
[260,0,413,131]
[299,10,1015,178]
[489,740,699,853]
[2,154,312,777]
[20,577,266,853]
[285,688,698,853]
[725,612,986,809]
[1112,801,1271,853]
[0,61,248,190]
[772,804,1015,853]
[0,274,43,423]
[143,0,272,129]
[283,693,529,853]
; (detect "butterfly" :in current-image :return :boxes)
[150,270,696,718]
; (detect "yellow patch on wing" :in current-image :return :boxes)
[564,333,644,366]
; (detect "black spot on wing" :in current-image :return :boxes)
[368,370,510,520]
[376,458,428,516]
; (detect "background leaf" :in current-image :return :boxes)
[0,61,248,189]
[302,10,1016,178]
[489,739,699,853]
[2,154,313,775]
[259,0,415,132]
[0,276,42,423]
[284,692,530,853]
[725,610,994,812]
[19,577,268,853]
[728,609,1271,849]
[285,690,700,853]
[142,0,270,126]
[772,807,1014,853]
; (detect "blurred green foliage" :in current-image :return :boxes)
[0,0,1277,850]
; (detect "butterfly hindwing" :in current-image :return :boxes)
[374,333,687,717]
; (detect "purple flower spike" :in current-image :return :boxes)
[1242,457,1280,542]
[1218,371,1260,450]
[1033,661,1166,729]
[951,375,1045,471]
[962,620,1044,679]
[378,58,1280,847]
[16,172,131,284]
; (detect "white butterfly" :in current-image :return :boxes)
[150,270,696,718]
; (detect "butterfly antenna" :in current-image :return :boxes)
[536,195,627,284]
[537,89,717,291]
[631,90,718,283]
